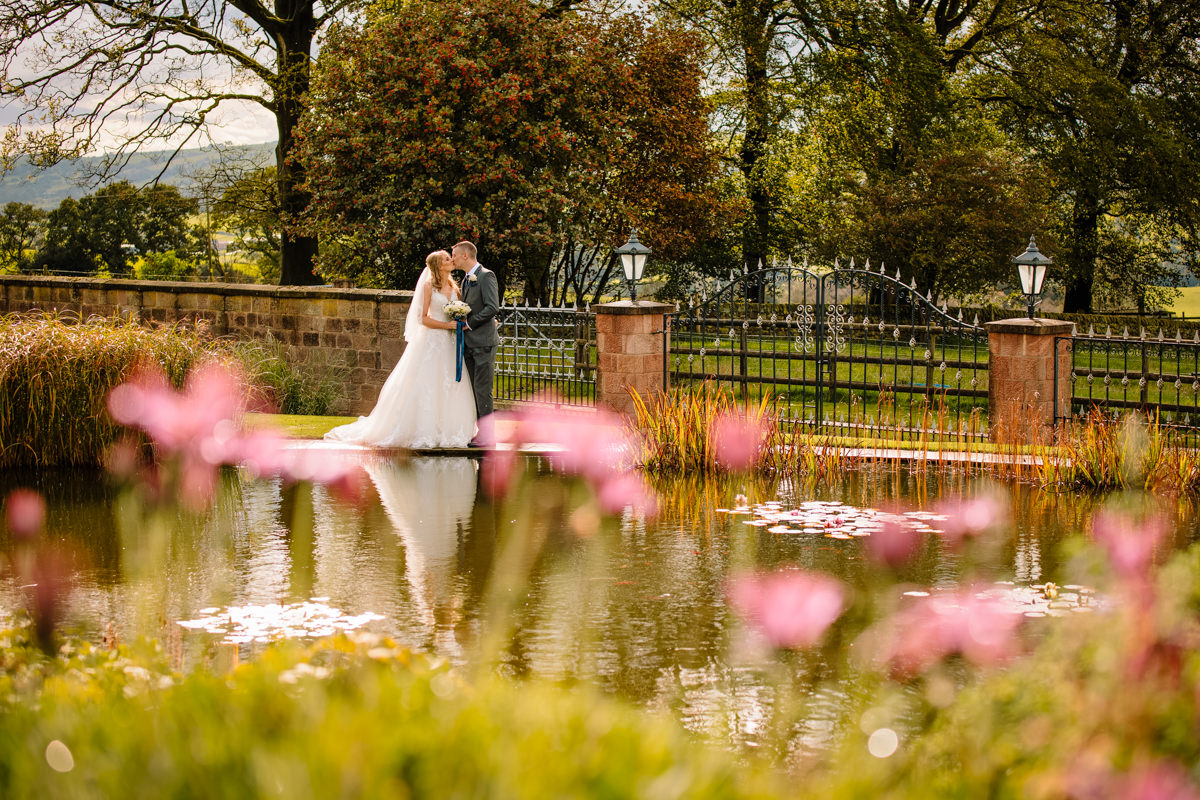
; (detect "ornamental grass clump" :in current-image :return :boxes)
[0,313,235,468]
[1038,409,1200,494]
[629,384,851,478]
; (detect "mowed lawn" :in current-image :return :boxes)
[1165,285,1200,318]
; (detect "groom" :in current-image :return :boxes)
[451,240,499,445]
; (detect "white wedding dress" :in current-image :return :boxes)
[325,270,477,449]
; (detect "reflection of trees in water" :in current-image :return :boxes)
[367,457,479,654]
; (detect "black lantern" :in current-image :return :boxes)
[1013,235,1052,319]
[615,229,651,301]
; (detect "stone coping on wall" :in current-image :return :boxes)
[983,317,1076,336]
[593,300,674,315]
[0,274,413,303]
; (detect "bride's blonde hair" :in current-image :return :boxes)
[425,249,458,294]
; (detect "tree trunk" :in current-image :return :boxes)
[739,3,771,303]
[1062,194,1101,314]
[274,1,321,286]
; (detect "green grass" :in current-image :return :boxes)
[1164,285,1200,317]
[245,413,354,439]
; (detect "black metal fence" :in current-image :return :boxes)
[1057,325,1200,443]
[493,304,596,407]
[669,263,990,442]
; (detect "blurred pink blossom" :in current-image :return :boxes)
[481,447,518,499]
[483,400,657,516]
[1070,757,1200,800]
[107,362,363,504]
[1119,758,1200,800]
[727,569,845,649]
[5,488,46,540]
[865,520,923,567]
[885,589,1024,677]
[1092,511,1165,580]
[934,493,1007,545]
[710,413,764,472]
[596,472,658,518]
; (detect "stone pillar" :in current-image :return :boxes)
[594,300,672,416]
[984,317,1074,443]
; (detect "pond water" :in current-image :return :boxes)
[2,457,1196,750]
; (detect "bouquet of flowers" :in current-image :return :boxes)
[444,300,471,321]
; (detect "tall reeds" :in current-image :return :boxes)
[628,384,854,479]
[0,313,232,468]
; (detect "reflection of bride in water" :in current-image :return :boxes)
[364,457,477,652]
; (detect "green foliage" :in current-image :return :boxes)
[234,340,341,416]
[0,202,47,271]
[991,0,1200,313]
[0,625,778,799]
[34,182,198,275]
[294,0,730,300]
[212,165,281,273]
[134,249,198,281]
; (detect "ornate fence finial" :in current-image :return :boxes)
[849,256,856,269]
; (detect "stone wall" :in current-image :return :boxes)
[0,275,414,415]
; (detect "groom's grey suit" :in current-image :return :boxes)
[461,263,500,422]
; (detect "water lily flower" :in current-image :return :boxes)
[727,569,845,649]
[884,589,1024,677]
[5,488,45,540]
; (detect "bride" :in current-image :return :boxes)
[325,250,478,449]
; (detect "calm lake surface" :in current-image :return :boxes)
[3,456,1196,747]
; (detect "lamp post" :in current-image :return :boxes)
[1013,235,1052,319]
[615,229,651,301]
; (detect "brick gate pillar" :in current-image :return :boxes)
[984,317,1074,443]
[594,300,672,416]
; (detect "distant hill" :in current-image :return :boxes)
[0,143,277,208]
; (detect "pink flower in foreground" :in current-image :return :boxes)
[1070,757,1200,800]
[865,520,923,567]
[596,472,658,518]
[108,363,364,505]
[5,489,46,540]
[934,493,1007,546]
[1092,511,1165,580]
[727,570,845,649]
[710,413,765,472]
[885,589,1024,677]
[484,399,658,516]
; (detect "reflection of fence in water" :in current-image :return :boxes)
[494,305,596,406]
[1059,327,1200,445]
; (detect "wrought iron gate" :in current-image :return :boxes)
[494,304,596,406]
[668,262,990,440]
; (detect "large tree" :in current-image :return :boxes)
[655,0,812,284]
[989,0,1200,312]
[294,0,731,302]
[0,202,47,271]
[34,181,197,274]
[0,0,361,285]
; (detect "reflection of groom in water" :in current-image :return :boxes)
[451,241,499,445]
